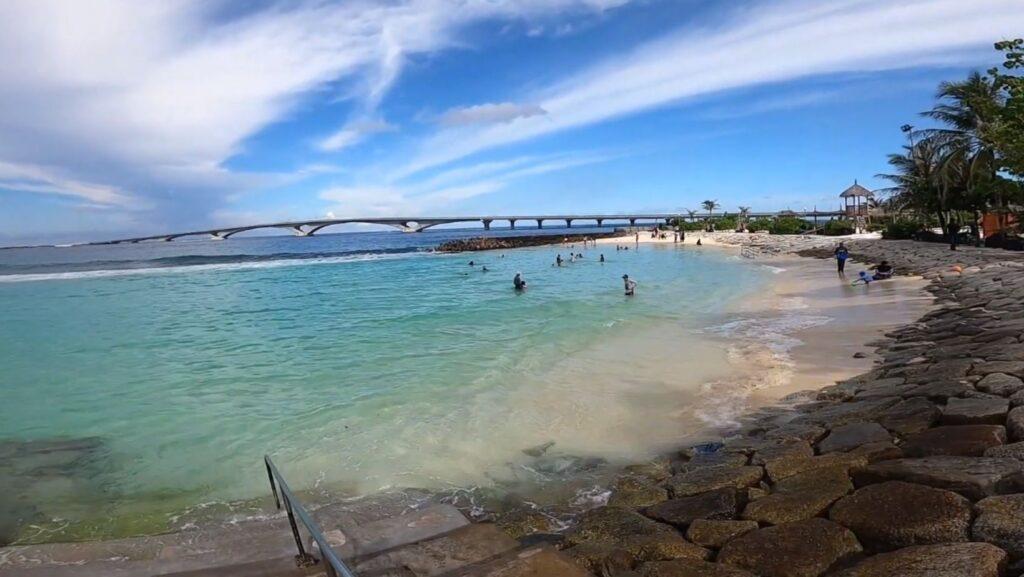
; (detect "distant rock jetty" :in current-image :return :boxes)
[436,232,625,252]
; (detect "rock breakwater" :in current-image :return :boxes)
[437,232,625,252]
[497,237,1024,577]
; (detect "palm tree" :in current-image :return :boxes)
[738,206,751,231]
[701,199,720,219]
[685,209,698,222]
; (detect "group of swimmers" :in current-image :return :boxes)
[834,242,895,284]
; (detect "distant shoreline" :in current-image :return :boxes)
[435,231,629,252]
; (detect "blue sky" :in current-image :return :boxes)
[1,0,1023,245]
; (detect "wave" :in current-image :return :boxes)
[0,250,428,283]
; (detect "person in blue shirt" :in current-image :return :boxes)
[834,242,849,273]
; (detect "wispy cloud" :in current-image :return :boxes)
[399,0,1024,176]
[320,149,617,217]
[317,119,397,151]
[0,161,133,206]
[0,0,630,232]
[437,102,547,126]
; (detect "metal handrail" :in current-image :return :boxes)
[264,455,358,577]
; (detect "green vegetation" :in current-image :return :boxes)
[878,40,1024,249]
[822,219,855,236]
[883,219,924,240]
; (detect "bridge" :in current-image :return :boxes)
[94,211,845,244]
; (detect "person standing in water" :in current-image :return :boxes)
[556,254,563,266]
[834,242,849,274]
[600,254,605,263]
[513,272,527,291]
[622,274,637,296]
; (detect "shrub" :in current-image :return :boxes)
[822,219,855,236]
[747,217,774,232]
[770,216,813,235]
[883,219,923,240]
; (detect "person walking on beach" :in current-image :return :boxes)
[622,274,637,296]
[834,242,849,274]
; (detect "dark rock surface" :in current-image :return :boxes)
[718,518,862,577]
[828,481,972,551]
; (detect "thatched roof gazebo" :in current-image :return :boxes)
[840,180,873,219]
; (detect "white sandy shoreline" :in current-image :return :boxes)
[593,230,935,432]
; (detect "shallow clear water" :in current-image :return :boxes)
[0,229,771,542]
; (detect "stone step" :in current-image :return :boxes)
[353,523,520,577]
[157,556,324,577]
[437,544,591,577]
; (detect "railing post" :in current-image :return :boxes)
[265,459,281,509]
[284,499,315,567]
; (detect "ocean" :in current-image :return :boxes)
[0,228,780,543]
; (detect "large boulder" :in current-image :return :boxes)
[941,397,1010,426]
[817,422,892,454]
[876,398,941,435]
[984,441,1024,462]
[750,439,813,466]
[852,457,1024,501]
[828,481,971,551]
[663,466,763,498]
[610,474,670,509]
[972,361,1024,379]
[674,452,748,473]
[644,488,742,528]
[764,452,868,483]
[972,494,1024,559]
[564,507,709,571]
[718,518,862,577]
[901,425,1007,458]
[794,397,899,428]
[685,519,758,548]
[564,506,680,547]
[977,373,1024,397]
[1008,406,1024,442]
[637,558,756,577]
[832,542,1007,577]
[742,466,851,525]
[902,380,973,402]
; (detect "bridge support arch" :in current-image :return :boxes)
[483,219,492,231]
[629,218,636,227]
[509,219,516,230]
[536,219,544,229]
[596,218,604,227]
[565,219,573,228]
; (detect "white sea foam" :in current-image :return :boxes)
[0,252,424,283]
[693,312,833,428]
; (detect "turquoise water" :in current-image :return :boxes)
[0,232,770,542]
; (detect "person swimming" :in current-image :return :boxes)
[513,272,527,291]
[622,274,637,296]
[481,266,489,272]
[468,260,475,266]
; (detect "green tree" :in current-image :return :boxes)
[989,39,1024,178]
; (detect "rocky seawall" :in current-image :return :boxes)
[498,238,1024,577]
[437,232,626,252]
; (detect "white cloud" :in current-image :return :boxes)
[317,119,397,152]
[437,102,547,126]
[320,150,615,217]
[0,0,630,234]
[398,0,1024,176]
[0,161,132,205]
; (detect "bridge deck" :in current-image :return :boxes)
[94,211,846,245]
